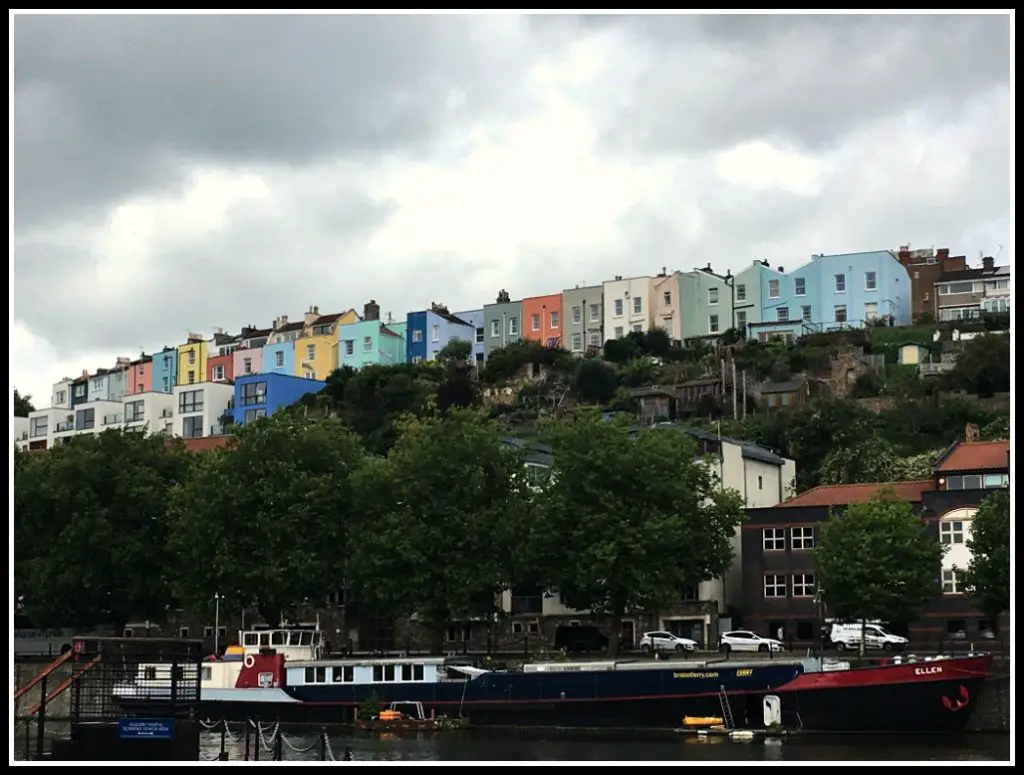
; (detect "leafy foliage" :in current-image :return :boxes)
[436,339,472,362]
[535,417,745,655]
[944,333,1010,397]
[814,491,944,625]
[166,414,366,623]
[572,358,620,405]
[819,439,939,486]
[14,389,35,417]
[960,490,1010,618]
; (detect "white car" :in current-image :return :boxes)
[639,631,698,654]
[719,630,785,654]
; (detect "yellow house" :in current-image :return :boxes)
[177,333,208,386]
[293,308,361,380]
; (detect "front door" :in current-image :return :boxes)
[620,620,635,649]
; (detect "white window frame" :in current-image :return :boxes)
[571,333,583,352]
[792,574,816,598]
[790,526,814,550]
[508,317,519,336]
[633,297,642,314]
[834,305,847,324]
[735,311,747,329]
[343,340,354,356]
[430,325,440,343]
[275,351,284,368]
[531,313,541,332]
[768,279,780,299]
[736,284,747,302]
[363,336,373,353]
[663,290,671,305]
[632,323,643,333]
[412,329,423,343]
[571,305,582,324]
[614,326,624,339]
[306,344,316,362]
[762,528,785,551]
[801,305,812,322]
[242,357,252,374]
[212,365,225,381]
[794,277,806,296]
[549,310,559,328]
[709,314,719,334]
[864,302,878,322]
[475,327,484,344]
[834,273,846,293]
[613,299,624,317]
[588,332,601,348]
[589,303,600,323]
[490,320,500,338]
[764,575,787,598]
[777,307,789,322]
[939,520,965,545]
[865,271,877,291]
[941,569,960,595]
[708,287,719,305]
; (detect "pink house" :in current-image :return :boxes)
[128,355,153,394]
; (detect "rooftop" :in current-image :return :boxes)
[778,481,932,508]
[935,440,1010,474]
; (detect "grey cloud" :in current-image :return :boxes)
[14,15,546,231]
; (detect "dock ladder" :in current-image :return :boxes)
[717,686,735,730]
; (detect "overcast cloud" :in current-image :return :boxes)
[12,13,1012,406]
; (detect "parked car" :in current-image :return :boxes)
[639,631,699,654]
[719,630,785,654]
[553,626,609,654]
[828,623,908,652]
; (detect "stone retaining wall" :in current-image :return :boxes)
[968,674,1010,732]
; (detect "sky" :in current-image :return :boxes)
[12,13,1012,408]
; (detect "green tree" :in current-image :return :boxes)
[536,417,746,656]
[819,439,938,486]
[960,490,1010,621]
[166,414,366,624]
[945,333,1010,397]
[814,491,944,647]
[14,431,192,629]
[14,389,34,417]
[341,363,440,454]
[573,358,620,405]
[437,339,472,362]
[348,410,528,651]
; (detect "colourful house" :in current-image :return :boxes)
[292,306,360,381]
[177,333,208,387]
[679,266,734,340]
[406,304,475,363]
[127,354,153,395]
[232,327,273,379]
[453,308,485,366]
[151,346,178,394]
[232,372,326,425]
[521,293,563,349]
[339,301,406,369]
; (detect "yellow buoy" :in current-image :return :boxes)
[682,716,724,727]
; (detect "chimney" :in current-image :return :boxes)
[364,300,381,321]
[761,260,770,267]
[725,269,732,279]
[614,275,622,281]
[964,423,980,443]
[304,306,320,326]
[937,248,950,260]
[240,326,255,339]
[273,315,289,330]
[982,256,994,271]
[777,266,785,273]
[81,369,89,380]
[661,266,667,276]
[495,289,511,304]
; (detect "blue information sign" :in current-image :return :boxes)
[118,718,175,740]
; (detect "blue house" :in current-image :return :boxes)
[232,373,325,425]
[150,346,178,393]
[746,251,913,342]
[406,304,476,363]
[453,308,485,367]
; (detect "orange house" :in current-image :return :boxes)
[206,353,234,383]
[127,355,153,395]
[521,293,564,348]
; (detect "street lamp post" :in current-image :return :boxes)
[814,588,826,662]
[214,593,222,656]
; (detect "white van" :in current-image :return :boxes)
[829,622,908,652]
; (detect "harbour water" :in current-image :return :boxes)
[199,727,1012,762]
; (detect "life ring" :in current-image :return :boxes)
[244,654,255,669]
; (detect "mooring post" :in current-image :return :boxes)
[36,673,48,760]
[220,724,227,756]
[320,729,327,761]
[24,716,31,760]
[274,727,283,761]
[253,718,260,762]
[244,721,251,761]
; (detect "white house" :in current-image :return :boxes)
[602,275,657,341]
[122,392,178,436]
[172,381,234,439]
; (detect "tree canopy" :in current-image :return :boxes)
[814,491,944,627]
[14,389,34,417]
[960,490,1010,620]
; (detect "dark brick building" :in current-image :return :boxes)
[740,430,1009,650]
[896,246,967,322]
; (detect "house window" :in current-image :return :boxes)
[244,408,266,423]
[834,274,846,293]
[549,311,558,328]
[74,384,86,397]
[508,317,519,335]
[430,325,440,343]
[182,416,204,438]
[571,305,582,324]
[791,526,815,550]
[794,277,805,296]
[768,280,780,299]
[30,417,48,437]
[124,400,144,423]
[212,365,225,381]
[864,302,878,322]
[758,475,763,490]
[241,382,266,406]
[589,303,600,322]
[571,333,583,352]
[792,574,816,598]
[614,299,624,316]
[865,271,877,291]
[343,340,354,356]
[834,305,847,324]
[764,575,787,598]
[777,307,789,322]
[186,370,196,385]
[632,323,643,333]
[56,390,66,404]
[681,585,700,602]
[941,569,960,595]
[736,284,747,302]
[531,313,540,331]
[939,281,978,295]
[475,327,484,343]
[76,407,96,430]
[412,329,423,343]
[708,287,719,305]
[275,351,284,368]
[178,389,204,413]
[490,320,500,338]
[162,377,169,392]
[306,371,318,380]
[801,305,812,322]
[709,315,720,334]
[762,528,785,551]
[633,297,642,314]
[91,378,103,391]
[939,520,965,545]
[588,332,601,348]
[614,326,624,339]
[663,290,672,305]
[735,311,747,329]
[306,344,316,361]
[243,357,252,374]
[363,336,373,352]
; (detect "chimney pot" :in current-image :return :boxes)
[964,422,980,443]
[777,266,784,273]
[982,256,994,270]
[937,248,950,260]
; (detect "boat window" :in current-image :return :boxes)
[143,667,157,681]
[242,632,258,646]
[343,666,354,683]
[299,631,313,646]
[201,666,212,682]
[315,667,326,683]
[373,665,383,682]
[304,667,315,684]
[384,665,395,682]
[271,631,287,646]
[259,632,270,647]
[413,664,425,681]
[332,667,343,683]
[288,632,302,646]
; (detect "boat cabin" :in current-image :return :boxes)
[286,657,449,688]
[239,626,324,662]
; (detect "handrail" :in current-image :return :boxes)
[13,649,73,702]
[26,654,102,717]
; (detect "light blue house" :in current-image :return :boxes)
[261,340,295,376]
[732,261,774,335]
[338,319,406,370]
[107,364,129,401]
[743,251,913,341]
[406,305,476,363]
[453,308,485,367]
[150,346,178,393]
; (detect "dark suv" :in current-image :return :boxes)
[553,626,609,654]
